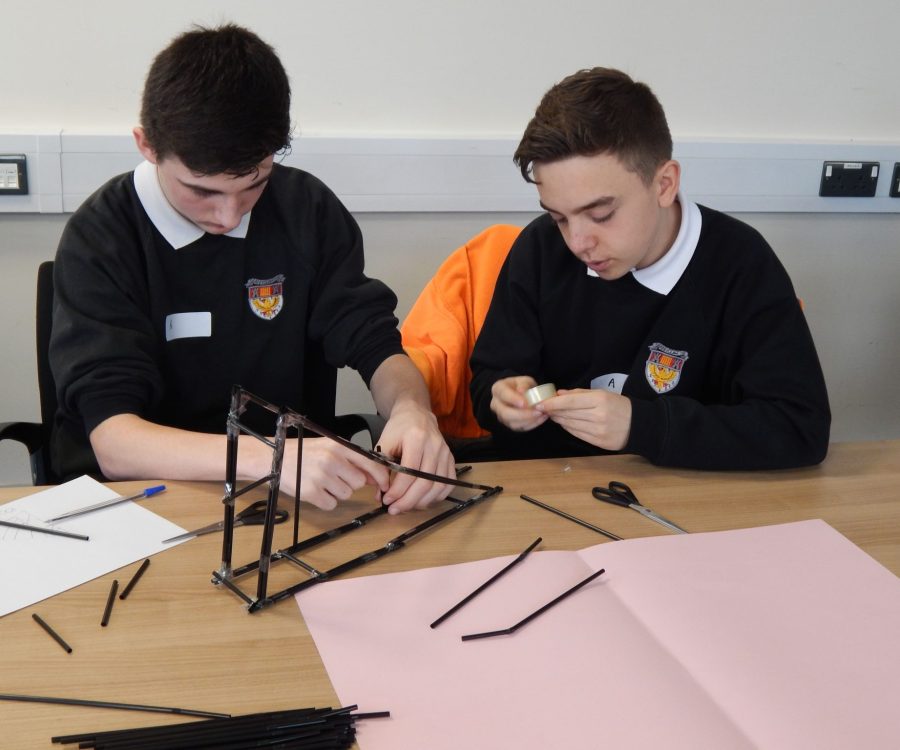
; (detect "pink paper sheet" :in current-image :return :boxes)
[297,520,900,749]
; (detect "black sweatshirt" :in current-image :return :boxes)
[50,164,403,479]
[470,205,830,469]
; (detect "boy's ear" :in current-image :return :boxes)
[133,127,159,164]
[655,159,681,207]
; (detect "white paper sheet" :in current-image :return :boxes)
[297,520,900,749]
[0,476,188,617]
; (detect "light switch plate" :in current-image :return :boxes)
[0,155,28,195]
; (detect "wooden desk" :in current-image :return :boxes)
[2,440,899,747]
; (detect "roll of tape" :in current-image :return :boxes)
[525,383,557,406]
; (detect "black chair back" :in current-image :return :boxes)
[35,261,58,482]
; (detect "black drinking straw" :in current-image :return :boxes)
[100,579,118,626]
[0,519,89,541]
[430,537,542,628]
[0,693,228,718]
[520,494,622,541]
[31,613,72,653]
[119,559,150,599]
[461,567,606,641]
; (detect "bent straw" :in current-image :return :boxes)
[461,567,606,641]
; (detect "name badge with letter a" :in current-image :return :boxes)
[591,373,628,394]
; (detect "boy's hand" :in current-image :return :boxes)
[490,376,549,432]
[377,404,456,514]
[278,437,390,510]
[536,388,632,450]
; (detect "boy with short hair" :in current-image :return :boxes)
[51,24,454,511]
[470,67,830,469]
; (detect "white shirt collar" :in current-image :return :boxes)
[133,160,251,249]
[586,193,702,295]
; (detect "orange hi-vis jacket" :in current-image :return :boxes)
[401,224,522,439]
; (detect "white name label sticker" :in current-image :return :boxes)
[165,312,212,342]
[590,373,628,395]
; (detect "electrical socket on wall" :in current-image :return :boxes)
[890,163,900,198]
[819,161,879,197]
[0,155,28,195]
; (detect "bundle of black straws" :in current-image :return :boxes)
[51,705,389,749]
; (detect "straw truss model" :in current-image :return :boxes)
[212,386,502,613]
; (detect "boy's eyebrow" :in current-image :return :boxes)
[539,196,615,215]
[179,172,271,194]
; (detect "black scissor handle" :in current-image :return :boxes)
[591,481,638,507]
[608,481,638,503]
[592,486,630,507]
[236,500,288,525]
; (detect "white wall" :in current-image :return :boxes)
[1,0,899,485]
[2,1,897,139]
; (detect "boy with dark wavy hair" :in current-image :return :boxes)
[471,67,830,469]
[51,24,453,511]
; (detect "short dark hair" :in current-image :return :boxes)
[514,67,672,185]
[140,24,292,176]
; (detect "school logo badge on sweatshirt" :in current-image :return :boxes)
[645,342,688,394]
[245,275,285,320]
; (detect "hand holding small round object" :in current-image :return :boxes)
[524,383,557,407]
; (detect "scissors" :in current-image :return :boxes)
[591,481,687,534]
[162,500,288,543]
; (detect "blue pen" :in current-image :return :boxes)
[48,485,166,522]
